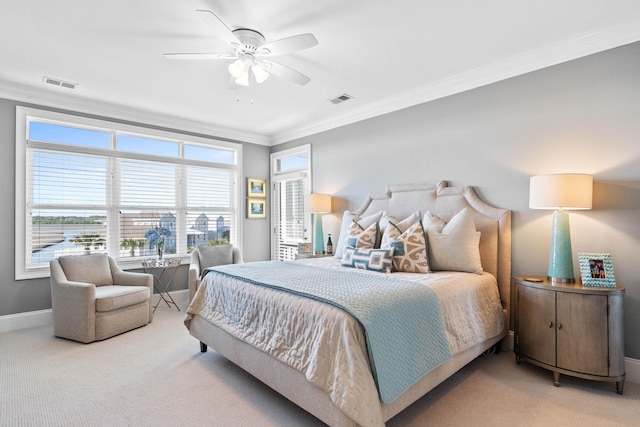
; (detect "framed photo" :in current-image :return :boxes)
[578,253,616,287]
[248,178,266,198]
[297,242,312,254]
[247,198,266,219]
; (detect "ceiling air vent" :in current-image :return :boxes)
[43,76,78,90]
[329,93,353,104]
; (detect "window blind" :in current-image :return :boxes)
[18,107,241,277]
[274,178,305,261]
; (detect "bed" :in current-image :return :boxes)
[185,181,511,426]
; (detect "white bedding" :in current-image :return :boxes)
[185,257,505,427]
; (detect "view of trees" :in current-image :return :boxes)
[68,232,105,254]
[33,216,104,225]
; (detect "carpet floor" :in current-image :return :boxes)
[2,291,639,426]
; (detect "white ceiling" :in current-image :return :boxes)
[1,0,640,146]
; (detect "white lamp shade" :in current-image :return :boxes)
[234,72,250,87]
[228,59,247,78]
[529,174,593,210]
[252,65,270,84]
[304,193,331,213]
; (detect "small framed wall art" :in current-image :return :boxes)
[578,252,616,287]
[247,198,266,219]
[248,178,267,198]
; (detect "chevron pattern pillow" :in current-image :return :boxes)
[341,247,394,273]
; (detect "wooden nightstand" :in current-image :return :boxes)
[513,276,625,394]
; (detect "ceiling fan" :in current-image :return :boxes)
[164,9,318,87]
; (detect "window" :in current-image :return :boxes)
[270,145,311,261]
[16,107,242,279]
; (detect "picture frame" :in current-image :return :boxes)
[248,178,267,198]
[247,198,266,219]
[297,242,312,254]
[578,252,616,288]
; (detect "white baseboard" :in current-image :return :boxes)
[1,296,638,385]
[0,308,53,334]
[625,357,640,385]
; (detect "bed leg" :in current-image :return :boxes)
[200,341,207,353]
[481,343,501,357]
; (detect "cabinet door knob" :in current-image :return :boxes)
[548,322,554,328]
[558,323,563,330]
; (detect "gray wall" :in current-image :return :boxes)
[0,100,271,317]
[273,42,640,359]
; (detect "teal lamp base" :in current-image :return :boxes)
[313,213,325,254]
[548,210,575,283]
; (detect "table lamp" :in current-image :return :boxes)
[304,193,331,254]
[529,174,593,283]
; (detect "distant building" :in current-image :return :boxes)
[119,211,229,251]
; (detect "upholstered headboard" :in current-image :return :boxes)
[352,181,512,323]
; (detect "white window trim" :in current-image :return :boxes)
[15,106,243,280]
[270,144,312,260]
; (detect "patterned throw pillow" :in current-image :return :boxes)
[382,220,430,273]
[341,247,394,273]
[346,220,379,250]
[379,211,421,248]
[334,210,384,258]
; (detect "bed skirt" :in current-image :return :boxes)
[188,311,507,426]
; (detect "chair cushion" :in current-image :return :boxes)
[197,245,234,269]
[58,254,113,286]
[95,285,150,312]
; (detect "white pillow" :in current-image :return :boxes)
[427,207,483,274]
[334,210,384,258]
[422,211,446,234]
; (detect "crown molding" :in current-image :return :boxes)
[2,16,639,148]
[0,80,271,146]
[270,17,640,145]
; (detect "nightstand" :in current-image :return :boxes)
[513,276,625,394]
[295,252,333,260]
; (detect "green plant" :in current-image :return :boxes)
[69,232,105,254]
[120,238,145,256]
[207,239,229,246]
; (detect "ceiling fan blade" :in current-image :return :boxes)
[196,9,240,46]
[260,33,318,56]
[263,60,311,86]
[163,53,235,60]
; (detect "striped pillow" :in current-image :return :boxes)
[341,247,394,273]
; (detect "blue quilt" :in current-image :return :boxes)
[208,261,452,403]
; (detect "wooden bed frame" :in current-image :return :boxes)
[188,181,512,426]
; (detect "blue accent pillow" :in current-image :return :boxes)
[341,247,394,273]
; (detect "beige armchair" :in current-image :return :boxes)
[189,244,242,302]
[50,254,153,343]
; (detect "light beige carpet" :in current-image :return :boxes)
[2,291,639,427]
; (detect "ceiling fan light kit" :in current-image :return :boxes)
[228,55,270,87]
[164,9,318,87]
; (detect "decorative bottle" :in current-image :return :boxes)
[326,234,333,255]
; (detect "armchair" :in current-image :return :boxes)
[189,244,242,302]
[50,254,153,343]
